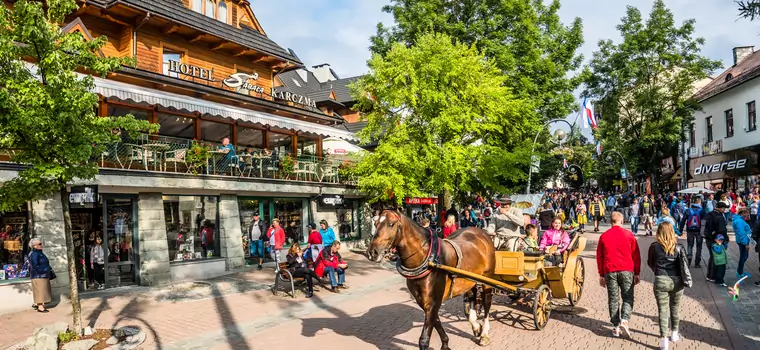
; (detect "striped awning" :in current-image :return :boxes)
[91,76,356,140]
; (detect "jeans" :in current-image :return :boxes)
[653,276,684,338]
[686,231,704,265]
[738,243,749,275]
[323,266,345,288]
[605,271,635,327]
[249,240,265,258]
[631,216,639,235]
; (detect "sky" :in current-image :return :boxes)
[252,0,758,138]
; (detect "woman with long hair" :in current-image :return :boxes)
[656,207,681,237]
[647,222,692,350]
[442,215,457,238]
[286,243,321,298]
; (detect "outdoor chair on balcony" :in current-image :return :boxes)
[321,164,339,183]
[164,149,188,173]
[263,158,279,179]
[241,155,255,177]
[125,144,151,170]
[294,161,318,181]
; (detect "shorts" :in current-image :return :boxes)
[249,240,265,258]
[641,215,651,224]
[594,215,603,221]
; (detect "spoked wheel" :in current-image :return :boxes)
[532,285,552,330]
[568,257,586,306]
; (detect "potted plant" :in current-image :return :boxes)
[185,140,210,175]
[280,154,295,179]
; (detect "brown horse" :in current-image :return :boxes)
[367,210,496,350]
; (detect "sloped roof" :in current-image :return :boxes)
[320,77,360,104]
[276,69,361,104]
[93,0,301,64]
[695,50,760,102]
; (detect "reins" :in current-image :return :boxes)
[386,213,441,280]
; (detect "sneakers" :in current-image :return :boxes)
[611,327,621,338]
[755,281,760,287]
[620,320,632,337]
[694,263,701,268]
[706,277,715,282]
[737,272,752,279]
[338,284,349,290]
[660,337,669,350]
[257,264,262,271]
[717,282,728,287]
[670,330,681,342]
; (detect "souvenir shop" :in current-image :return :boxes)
[68,186,139,290]
[0,204,31,282]
[314,194,362,241]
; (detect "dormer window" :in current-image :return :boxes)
[205,0,215,19]
[726,73,734,82]
[191,0,228,23]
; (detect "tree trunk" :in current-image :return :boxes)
[438,189,452,227]
[59,186,83,333]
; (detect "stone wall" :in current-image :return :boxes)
[218,195,244,270]
[31,193,70,294]
[136,193,171,286]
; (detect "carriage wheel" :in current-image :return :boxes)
[532,285,552,330]
[568,258,586,306]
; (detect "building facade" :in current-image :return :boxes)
[687,46,760,191]
[0,0,370,312]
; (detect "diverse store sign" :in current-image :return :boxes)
[321,195,345,206]
[223,72,265,94]
[69,186,98,204]
[167,60,216,82]
[404,198,439,205]
[272,88,317,108]
[693,158,748,175]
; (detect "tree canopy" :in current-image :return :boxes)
[738,0,760,20]
[371,0,585,123]
[0,0,154,331]
[352,33,533,203]
[583,0,721,189]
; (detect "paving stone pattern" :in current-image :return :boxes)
[1,226,759,350]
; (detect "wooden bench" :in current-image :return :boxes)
[272,258,315,298]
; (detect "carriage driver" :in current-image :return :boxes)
[486,196,525,251]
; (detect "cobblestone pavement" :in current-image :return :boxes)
[1,225,759,350]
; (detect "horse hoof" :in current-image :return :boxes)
[479,336,492,346]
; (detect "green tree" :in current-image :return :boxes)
[352,33,533,206]
[371,0,585,122]
[738,0,760,20]
[583,0,721,192]
[0,0,154,332]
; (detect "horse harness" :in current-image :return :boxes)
[393,222,464,299]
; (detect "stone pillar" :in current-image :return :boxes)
[218,195,244,270]
[137,193,171,286]
[32,192,70,294]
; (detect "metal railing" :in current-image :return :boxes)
[2,134,357,185]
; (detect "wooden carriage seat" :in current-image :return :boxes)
[494,251,524,276]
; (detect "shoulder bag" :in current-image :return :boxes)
[676,245,692,288]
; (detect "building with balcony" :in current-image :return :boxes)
[0,0,370,309]
[687,46,760,191]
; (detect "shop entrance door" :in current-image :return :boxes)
[103,196,139,288]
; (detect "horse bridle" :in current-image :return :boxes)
[380,211,440,279]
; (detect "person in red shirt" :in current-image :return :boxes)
[304,223,323,262]
[267,218,286,266]
[597,211,641,338]
[442,215,458,238]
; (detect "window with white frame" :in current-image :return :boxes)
[218,1,228,24]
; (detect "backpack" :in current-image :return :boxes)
[484,207,491,218]
[686,208,701,231]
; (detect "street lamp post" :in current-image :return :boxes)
[565,164,584,188]
[526,119,574,194]
[601,150,630,191]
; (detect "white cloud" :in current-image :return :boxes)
[251,0,393,78]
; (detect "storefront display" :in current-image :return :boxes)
[0,208,30,280]
[238,199,271,258]
[164,196,219,261]
[275,199,305,245]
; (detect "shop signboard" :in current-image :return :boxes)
[321,195,345,206]
[69,186,98,204]
[660,157,674,174]
[271,88,318,108]
[223,72,265,94]
[689,149,758,183]
[166,61,216,82]
[404,198,439,205]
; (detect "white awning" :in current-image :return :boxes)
[92,76,356,140]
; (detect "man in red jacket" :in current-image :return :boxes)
[597,211,641,338]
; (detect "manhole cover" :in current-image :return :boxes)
[554,306,591,315]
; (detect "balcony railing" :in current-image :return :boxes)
[1,135,358,185]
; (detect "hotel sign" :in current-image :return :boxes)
[223,72,265,94]
[167,61,216,81]
[272,88,317,108]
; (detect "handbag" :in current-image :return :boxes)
[49,270,57,281]
[676,245,692,288]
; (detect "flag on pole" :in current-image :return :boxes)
[582,98,598,129]
[596,141,602,157]
[563,158,568,169]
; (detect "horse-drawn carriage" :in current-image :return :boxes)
[435,231,586,330]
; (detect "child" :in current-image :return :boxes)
[523,224,539,252]
[712,234,728,287]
